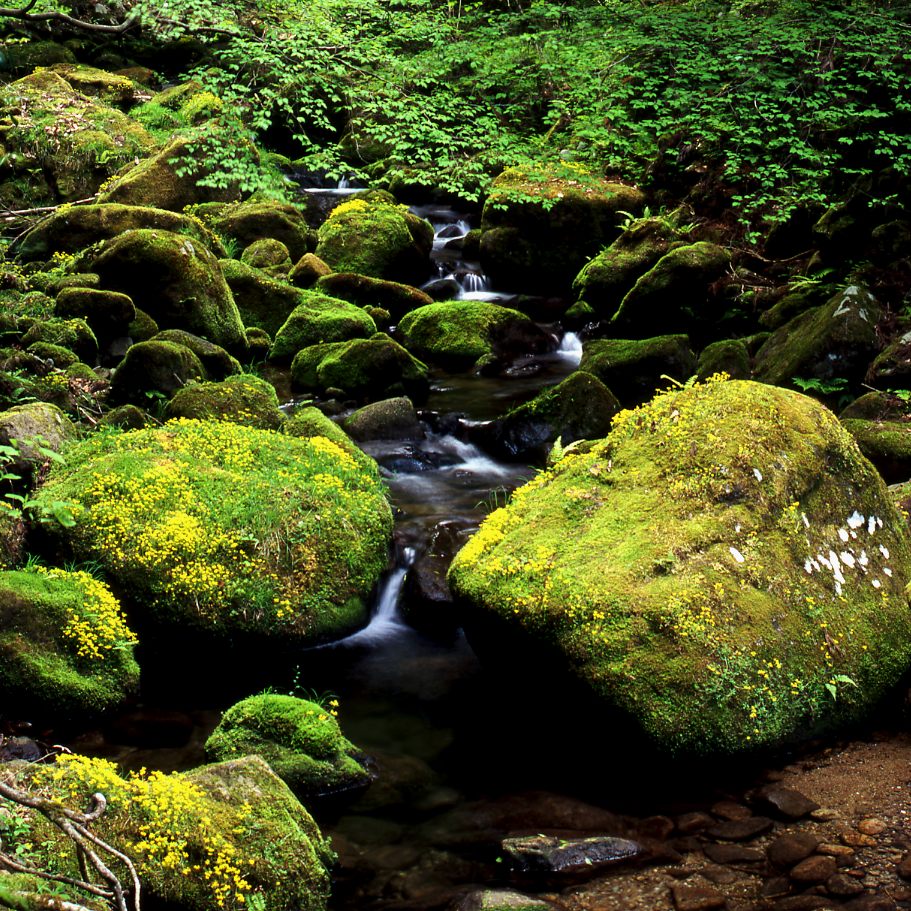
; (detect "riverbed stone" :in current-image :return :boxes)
[768,833,822,869]
[789,855,838,883]
[753,285,882,389]
[205,693,371,799]
[343,397,424,442]
[0,567,139,719]
[397,301,556,371]
[457,889,553,911]
[670,883,728,911]
[449,378,911,755]
[754,784,819,820]
[501,833,642,876]
[35,418,393,646]
[479,165,644,294]
[579,334,697,404]
[88,229,247,352]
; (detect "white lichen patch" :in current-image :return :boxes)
[753,468,763,482]
[847,511,864,529]
[729,546,745,564]
[838,528,849,542]
[879,545,890,559]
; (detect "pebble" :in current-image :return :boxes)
[640,815,675,840]
[896,851,911,880]
[704,844,764,865]
[706,817,774,842]
[754,785,820,820]
[677,812,715,834]
[761,876,792,897]
[826,872,865,896]
[767,833,822,869]
[809,807,841,822]
[711,800,754,821]
[842,831,877,847]
[770,895,833,910]
[670,883,728,911]
[789,855,838,883]
[857,818,887,836]
[818,843,855,857]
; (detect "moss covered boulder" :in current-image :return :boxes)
[315,197,432,284]
[55,287,136,349]
[35,419,392,645]
[269,291,377,364]
[152,329,241,380]
[0,567,139,719]
[16,204,226,262]
[242,238,293,275]
[866,328,911,390]
[579,335,697,404]
[316,273,434,321]
[572,216,687,316]
[88,229,247,351]
[753,286,882,389]
[479,166,644,295]
[283,406,367,465]
[840,392,911,484]
[206,693,371,799]
[0,71,154,210]
[165,375,284,430]
[290,253,333,289]
[397,301,556,371]
[98,134,243,211]
[473,371,621,464]
[3,753,333,911]
[211,199,315,262]
[608,242,731,339]
[109,340,206,405]
[695,338,751,381]
[221,258,304,338]
[450,378,911,755]
[290,335,429,402]
[21,316,98,363]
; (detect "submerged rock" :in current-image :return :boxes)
[205,693,371,799]
[449,378,911,755]
[35,419,393,646]
[501,833,643,876]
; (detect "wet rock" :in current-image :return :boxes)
[897,851,911,880]
[706,817,774,842]
[856,818,887,836]
[704,844,764,864]
[670,883,728,911]
[841,831,877,847]
[761,876,793,897]
[457,889,554,911]
[754,785,820,820]
[789,855,837,883]
[343,397,424,442]
[0,736,44,762]
[677,811,715,834]
[842,895,896,911]
[711,800,753,821]
[640,815,675,840]
[770,897,832,911]
[767,833,822,869]
[827,873,865,896]
[818,843,854,858]
[501,833,642,878]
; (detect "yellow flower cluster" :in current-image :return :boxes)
[40,567,137,661]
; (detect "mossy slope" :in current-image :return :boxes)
[449,379,911,755]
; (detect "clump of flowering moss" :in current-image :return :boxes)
[35,418,392,645]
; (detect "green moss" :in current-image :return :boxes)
[0,568,139,719]
[315,273,434,320]
[210,199,314,262]
[242,238,293,271]
[35,419,393,645]
[449,378,911,755]
[841,418,911,484]
[221,259,306,339]
[283,406,366,464]
[47,64,137,105]
[165,375,284,430]
[21,317,97,363]
[110,340,206,405]
[152,329,241,380]
[269,292,376,364]
[695,339,751,381]
[205,693,371,798]
[25,342,80,368]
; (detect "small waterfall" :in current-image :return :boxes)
[457,273,493,298]
[556,331,583,367]
[337,175,351,190]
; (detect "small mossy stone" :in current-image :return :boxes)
[473,371,620,463]
[16,204,226,262]
[152,330,241,380]
[221,259,306,339]
[696,339,751,381]
[397,301,555,370]
[55,287,135,345]
[579,335,697,404]
[315,273,434,320]
[246,327,272,359]
[21,317,98,363]
[269,292,376,365]
[101,404,150,430]
[165,375,284,430]
[36,419,393,646]
[98,135,243,211]
[343,396,424,442]
[753,285,882,389]
[241,238,293,271]
[449,378,911,755]
[290,253,332,289]
[26,342,80,369]
[211,200,314,262]
[866,328,911,390]
[282,406,368,467]
[0,401,77,473]
[5,41,76,74]
[0,568,139,720]
[110,340,206,405]
[128,308,159,342]
[89,229,246,351]
[205,693,371,799]
[290,336,429,402]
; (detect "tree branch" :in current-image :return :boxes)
[0,3,138,34]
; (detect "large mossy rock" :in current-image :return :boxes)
[572,216,687,316]
[151,329,241,380]
[269,291,377,364]
[866,328,911,390]
[221,258,304,338]
[98,135,243,211]
[449,378,911,755]
[0,71,154,210]
[55,287,136,348]
[0,567,139,719]
[315,273,434,320]
[579,335,697,404]
[210,200,315,262]
[479,166,644,295]
[34,419,393,645]
[0,401,77,469]
[314,197,432,284]
[4,753,333,911]
[109,339,206,404]
[88,229,247,351]
[205,693,371,799]
[290,335,429,402]
[840,392,911,484]
[753,285,882,389]
[473,371,621,464]
[397,301,556,370]
[165,374,284,430]
[16,204,226,261]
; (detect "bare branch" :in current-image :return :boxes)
[0,3,137,33]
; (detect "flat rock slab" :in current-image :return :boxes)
[458,889,554,911]
[671,883,728,911]
[704,843,764,865]
[501,834,643,876]
[755,785,820,820]
[706,817,774,842]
